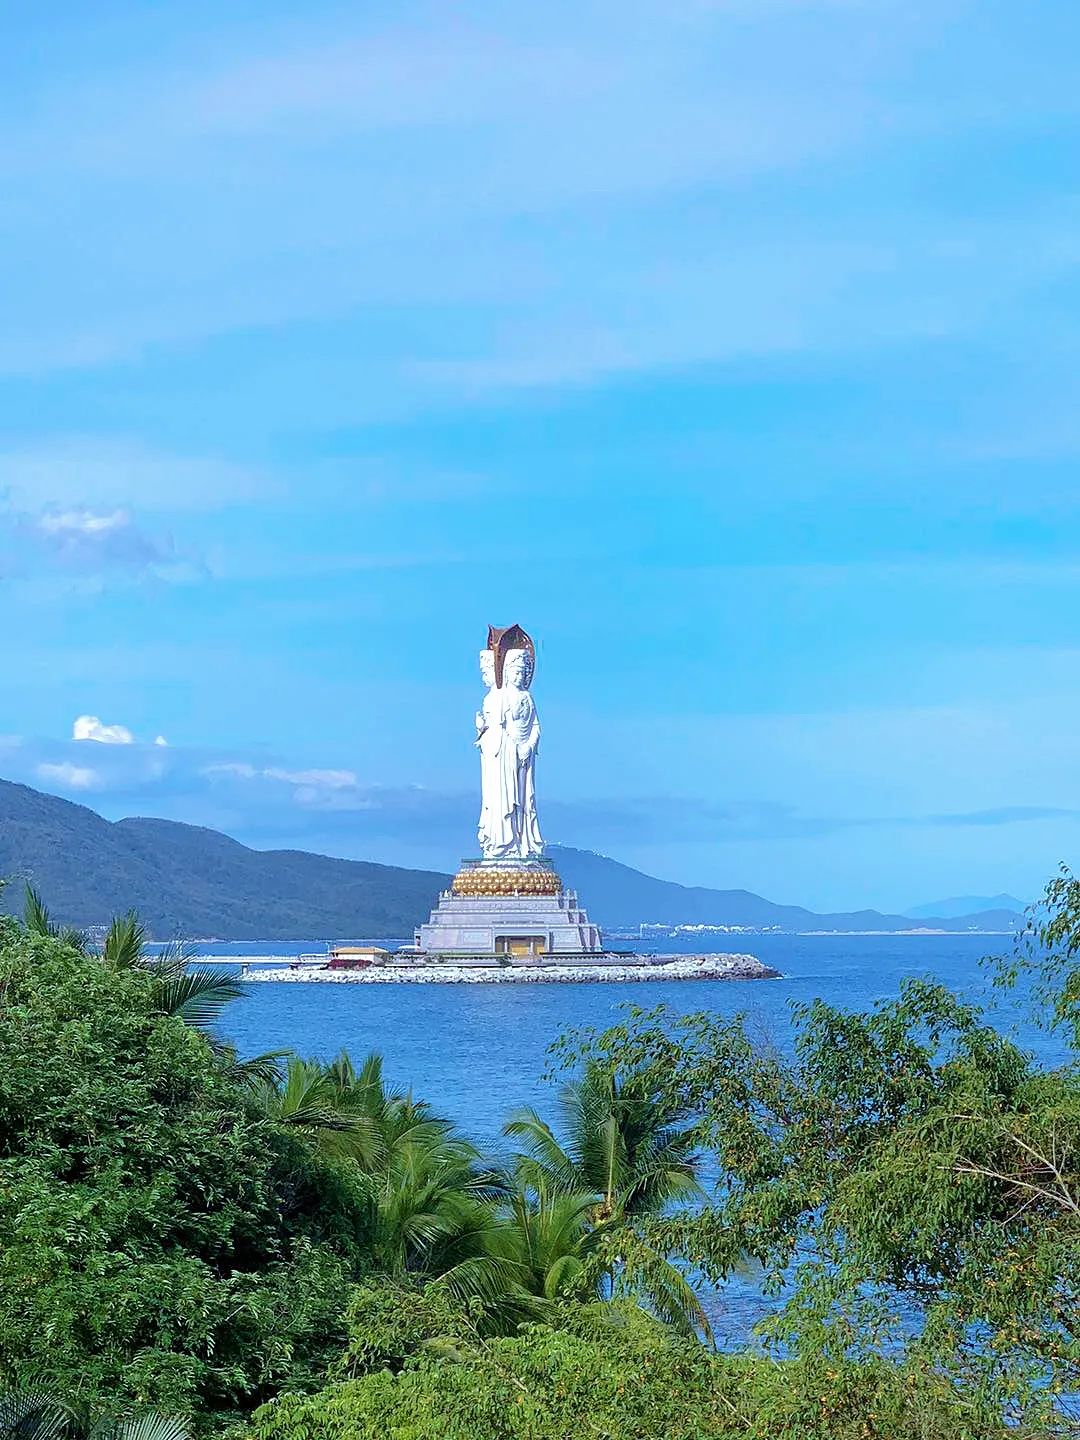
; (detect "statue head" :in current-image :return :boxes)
[503,647,533,690]
[487,623,535,687]
[478,649,496,689]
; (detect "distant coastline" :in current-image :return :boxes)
[795,927,1014,937]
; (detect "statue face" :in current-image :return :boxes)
[503,648,528,688]
[479,650,496,688]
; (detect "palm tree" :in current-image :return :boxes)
[0,1386,187,1440]
[336,1054,509,1284]
[505,1060,704,1223]
[251,1050,526,1318]
[502,1060,711,1338]
[23,887,242,1036]
[98,910,244,1032]
[493,1163,712,1338]
[494,1179,598,1303]
[247,1053,383,1165]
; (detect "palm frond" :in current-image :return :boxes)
[612,1239,714,1343]
[229,1049,291,1089]
[100,912,146,971]
[90,1417,189,1440]
[504,1108,581,1195]
[113,1417,189,1440]
[22,886,86,953]
[23,885,54,938]
[0,1388,70,1440]
[146,937,198,980]
[542,1250,585,1300]
[253,1056,386,1164]
[150,966,244,1029]
[326,1051,359,1092]
[436,1251,534,1310]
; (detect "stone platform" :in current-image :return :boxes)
[414,858,603,960]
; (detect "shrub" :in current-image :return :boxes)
[247,1299,1005,1440]
[0,921,358,1425]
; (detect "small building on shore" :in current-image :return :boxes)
[327,945,390,970]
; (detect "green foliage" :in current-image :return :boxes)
[505,1058,704,1221]
[0,920,359,1426]
[7,865,1080,1438]
[0,1386,187,1440]
[246,1054,383,1162]
[246,1299,1005,1440]
[22,888,243,1037]
[503,1055,710,1335]
[331,1280,480,1378]
[999,864,1080,1048]
[556,976,1079,1433]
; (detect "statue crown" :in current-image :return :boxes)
[486,623,535,687]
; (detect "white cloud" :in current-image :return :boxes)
[154,734,169,747]
[38,508,130,539]
[29,505,163,568]
[202,761,258,781]
[36,760,101,791]
[0,475,210,586]
[202,761,361,807]
[264,766,357,788]
[72,715,136,745]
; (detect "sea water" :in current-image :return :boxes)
[208,932,1068,1346]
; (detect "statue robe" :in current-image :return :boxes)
[476,684,508,856]
[477,682,543,859]
[498,683,543,859]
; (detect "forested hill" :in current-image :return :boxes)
[0,778,1020,939]
[0,778,448,939]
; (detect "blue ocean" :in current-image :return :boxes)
[207,930,1066,1345]
[212,933,1064,1135]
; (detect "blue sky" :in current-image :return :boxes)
[1,0,1079,911]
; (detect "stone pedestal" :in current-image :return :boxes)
[414,859,603,962]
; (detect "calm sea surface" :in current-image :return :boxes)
[207,932,1067,1346]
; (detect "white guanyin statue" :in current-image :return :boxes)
[475,630,544,861]
[475,648,502,856]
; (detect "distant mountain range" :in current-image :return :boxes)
[902,893,1027,920]
[0,777,1022,940]
[549,847,1021,935]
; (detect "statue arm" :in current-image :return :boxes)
[518,704,541,760]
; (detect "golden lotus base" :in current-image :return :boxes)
[451,866,563,897]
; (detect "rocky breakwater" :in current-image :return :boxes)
[243,953,780,985]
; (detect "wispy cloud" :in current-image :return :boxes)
[2,2,1069,396]
[926,806,1080,828]
[15,730,1080,850]
[0,493,207,586]
[1,506,200,585]
[32,507,166,568]
[36,761,102,792]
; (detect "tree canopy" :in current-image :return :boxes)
[0,918,361,1425]
[2,872,1078,1438]
[246,1292,1006,1440]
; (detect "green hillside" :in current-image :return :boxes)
[0,778,1019,938]
[0,778,449,939]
